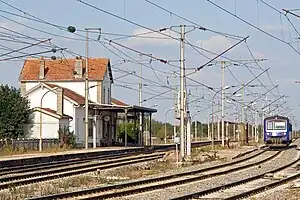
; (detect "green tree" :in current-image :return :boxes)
[117,122,139,143]
[0,85,33,139]
[191,121,209,138]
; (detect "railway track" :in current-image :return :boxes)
[0,152,165,190]
[171,156,300,199]
[0,140,223,190]
[26,147,277,200]
[223,170,300,200]
[168,144,300,200]
[0,140,222,176]
[0,150,152,176]
[201,158,300,200]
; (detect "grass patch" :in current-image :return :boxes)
[97,159,176,179]
[0,175,112,200]
[0,145,73,156]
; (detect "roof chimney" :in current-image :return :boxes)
[39,57,45,79]
[74,57,83,78]
[57,87,64,116]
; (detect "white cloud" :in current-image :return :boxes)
[126,28,178,46]
[197,35,233,54]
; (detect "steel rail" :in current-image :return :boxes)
[0,153,165,190]
[0,147,146,168]
[0,140,222,169]
[170,154,300,200]
[0,141,223,181]
[27,147,274,200]
[0,151,150,176]
[0,140,222,176]
[223,171,300,200]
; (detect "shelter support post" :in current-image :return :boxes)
[142,112,144,146]
[134,111,137,145]
[149,113,152,146]
[124,108,128,147]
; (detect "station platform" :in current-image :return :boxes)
[0,140,223,168]
[0,146,144,168]
[0,146,140,161]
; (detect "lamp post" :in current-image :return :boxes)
[40,86,59,151]
[68,26,102,149]
[85,28,100,149]
[164,107,175,144]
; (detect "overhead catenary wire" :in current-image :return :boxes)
[102,41,205,102]
[144,0,245,40]
[0,21,177,102]
[103,28,281,112]
[1,0,268,98]
[103,38,215,91]
[0,0,179,42]
[244,41,280,98]
[143,0,269,74]
[0,0,290,119]
[0,48,64,62]
[206,0,300,56]
[0,38,51,58]
[186,36,249,77]
[114,84,173,101]
[0,37,52,49]
[0,8,181,41]
[258,0,300,43]
[0,43,52,60]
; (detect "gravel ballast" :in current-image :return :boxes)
[112,147,300,200]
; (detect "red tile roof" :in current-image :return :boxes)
[45,83,93,105]
[35,107,72,119]
[19,58,111,81]
[111,98,128,106]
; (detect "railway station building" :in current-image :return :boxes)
[18,57,157,147]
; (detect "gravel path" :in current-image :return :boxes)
[112,147,300,200]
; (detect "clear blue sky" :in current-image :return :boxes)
[1,0,300,127]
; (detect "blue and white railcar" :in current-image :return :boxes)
[264,115,292,146]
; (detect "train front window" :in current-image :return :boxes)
[266,121,273,130]
[274,121,286,130]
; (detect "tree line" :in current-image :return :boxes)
[117,119,211,143]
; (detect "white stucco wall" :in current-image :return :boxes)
[26,87,76,131]
[30,111,60,138]
[22,69,112,143]
[74,108,101,145]
[25,78,111,105]
[102,71,111,104]
[74,107,84,143]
